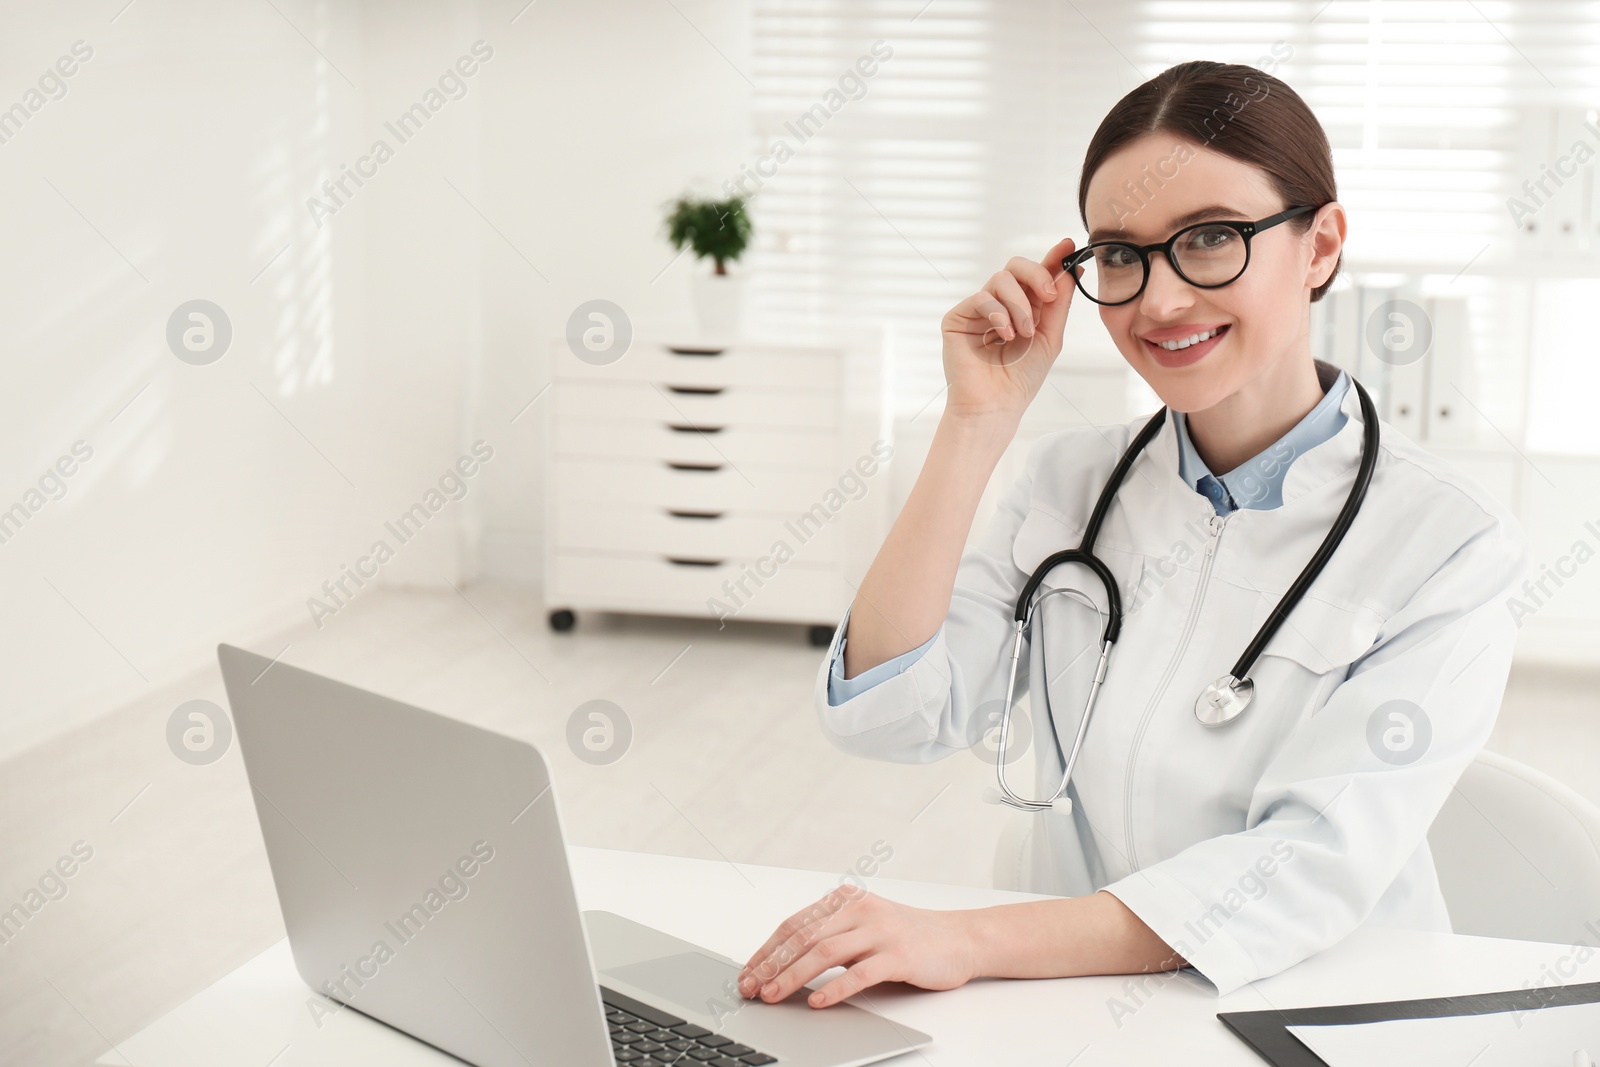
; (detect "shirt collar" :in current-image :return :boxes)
[1279,365,1371,507]
[1172,361,1352,511]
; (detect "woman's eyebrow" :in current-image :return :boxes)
[1088,204,1248,243]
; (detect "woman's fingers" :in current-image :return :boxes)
[740,887,861,988]
[742,888,846,969]
[748,929,877,1004]
[1034,237,1077,345]
[951,238,1078,347]
[987,270,1037,338]
[740,894,977,1011]
[1004,254,1059,307]
[968,291,1013,342]
[809,955,891,1008]
[947,287,1011,342]
[747,916,846,990]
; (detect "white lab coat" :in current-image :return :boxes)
[814,367,1531,995]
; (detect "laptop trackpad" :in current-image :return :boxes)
[602,951,745,1015]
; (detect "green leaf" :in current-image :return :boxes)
[664,194,753,272]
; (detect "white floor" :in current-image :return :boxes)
[2,581,1595,1067]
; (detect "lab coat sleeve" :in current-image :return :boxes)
[1101,511,1531,996]
[812,436,1041,764]
[826,622,941,706]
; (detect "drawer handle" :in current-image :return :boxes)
[666,461,724,472]
[665,556,724,567]
[667,422,725,434]
[664,384,726,395]
[667,509,725,520]
[666,345,726,357]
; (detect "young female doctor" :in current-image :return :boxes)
[737,60,1530,1006]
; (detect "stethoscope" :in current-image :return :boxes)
[986,375,1380,813]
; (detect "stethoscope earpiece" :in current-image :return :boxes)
[982,785,1073,814]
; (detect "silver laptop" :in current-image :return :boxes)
[218,644,930,1067]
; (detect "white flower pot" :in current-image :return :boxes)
[690,271,747,339]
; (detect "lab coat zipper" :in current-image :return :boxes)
[1121,510,1231,870]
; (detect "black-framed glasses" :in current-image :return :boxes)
[1062,205,1317,306]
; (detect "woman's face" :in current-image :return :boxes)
[1079,133,1341,414]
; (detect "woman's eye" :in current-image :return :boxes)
[1186,227,1236,251]
[1096,246,1138,269]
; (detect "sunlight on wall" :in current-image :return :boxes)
[262,10,338,400]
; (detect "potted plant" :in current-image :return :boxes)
[665,194,752,337]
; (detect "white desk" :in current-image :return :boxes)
[101,847,1600,1065]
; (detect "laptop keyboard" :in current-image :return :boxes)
[601,985,777,1066]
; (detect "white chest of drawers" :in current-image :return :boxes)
[544,332,891,644]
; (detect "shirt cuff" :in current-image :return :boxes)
[826,621,941,707]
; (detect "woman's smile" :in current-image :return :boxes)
[1141,322,1231,368]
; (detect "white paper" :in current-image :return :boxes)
[1287,999,1600,1067]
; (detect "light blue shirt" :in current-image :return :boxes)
[825,369,1351,705]
[1178,369,1349,515]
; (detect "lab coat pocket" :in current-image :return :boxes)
[1009,506,1148,619]
[1249,593,1385,715]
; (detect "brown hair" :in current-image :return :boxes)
[1077,59,1340,301]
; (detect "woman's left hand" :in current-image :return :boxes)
[738,887,981,1008]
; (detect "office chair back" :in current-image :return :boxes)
[1429,749,1600,946]
[993,751,1600,948]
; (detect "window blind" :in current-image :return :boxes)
[744,0,1600,446]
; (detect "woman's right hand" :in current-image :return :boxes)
[940,236,1079,425]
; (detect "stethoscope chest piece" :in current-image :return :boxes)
[1196,674,1254,727]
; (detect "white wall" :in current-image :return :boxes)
[0,0,753,755]
[0,0,367,754]
[468,0,752,585]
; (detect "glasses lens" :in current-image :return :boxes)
[1072,244,1144,304]
[1171,224,1247,286]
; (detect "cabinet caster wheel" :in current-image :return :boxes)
[807,624,834,648]
[549,609,576,632]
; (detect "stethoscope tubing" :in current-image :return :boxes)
[991,374,1380,812]
[1225,377,1380,680]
